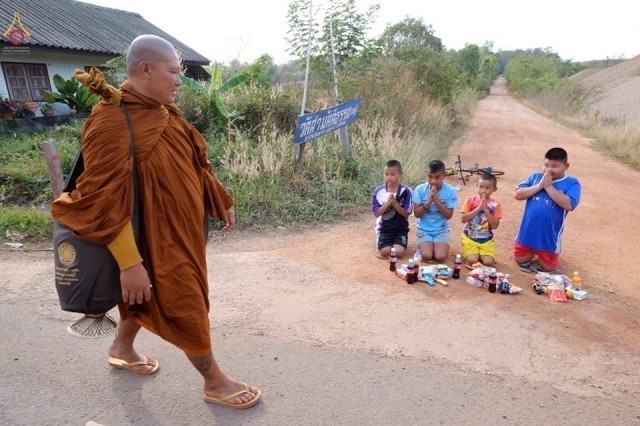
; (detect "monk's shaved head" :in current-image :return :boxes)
[126,35,178,76]
[125,34,182,105]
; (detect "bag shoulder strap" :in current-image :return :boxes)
[119,103,141,246]
[63,102,140,242]
[64,103,135,189]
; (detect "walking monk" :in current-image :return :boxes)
[52,34,261,409]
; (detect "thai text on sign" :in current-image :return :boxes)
[294,98,361,144]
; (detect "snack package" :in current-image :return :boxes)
[533,272,571,288]
[465,267,521,294]
[420,264,452,279]
[394,265,449,287]
[466,267,494,288]
[507,284,523,294]
[547,283,568,303]
[571,289,588,300]
[532,272,587,301]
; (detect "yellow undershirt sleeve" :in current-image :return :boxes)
[106,220,142,271]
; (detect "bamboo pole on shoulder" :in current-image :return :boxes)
[41,138,63,199]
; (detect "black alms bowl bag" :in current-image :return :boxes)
[54,222,123,314]
[54,102,138,314]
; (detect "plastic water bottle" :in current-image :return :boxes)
[572,271,582,291]
[452,254,462,279]
[413,249,421,264]
[389,247,397,272]
[500,274,511,294]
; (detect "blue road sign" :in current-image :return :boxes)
[294,98,361,144]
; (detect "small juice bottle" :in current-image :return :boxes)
[572,271,582,291]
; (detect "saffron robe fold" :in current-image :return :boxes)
[52,79,234,355]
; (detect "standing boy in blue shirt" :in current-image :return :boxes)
[514,147,581,272]
[412,160,459,263]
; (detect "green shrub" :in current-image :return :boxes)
[504,52,577,98]
[0,205,52,241]
[174,85,210,134]
[0,124,81,205]
[228,83,299,138]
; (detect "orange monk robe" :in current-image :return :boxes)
[52,76,234,356]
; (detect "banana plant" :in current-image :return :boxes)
[46,74,99,113]
[180,63,249,118]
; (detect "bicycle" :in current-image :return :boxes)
[445,155,505,185]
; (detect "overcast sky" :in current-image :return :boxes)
[81,0,637,64]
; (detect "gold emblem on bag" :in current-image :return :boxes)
[58,242,76,266]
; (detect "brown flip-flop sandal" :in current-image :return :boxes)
[108,355,159,375]
[204,382,261,409]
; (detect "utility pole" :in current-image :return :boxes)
[329,11,350,157]
[294,0,313,166]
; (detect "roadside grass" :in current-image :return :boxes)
[584,122,640,169]
[0,205,52,242]
[0,124,80,240]
[1,87,474,241]
[0,125,81,205]
[216,99,457,228]
[523,93,640,170]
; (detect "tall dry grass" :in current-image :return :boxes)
[584,122,640,168]
[216,88,464,228]
[525,91,640,169]
[353,117,443,187]
[220,129,292,183]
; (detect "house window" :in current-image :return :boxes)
[1,62,51,101]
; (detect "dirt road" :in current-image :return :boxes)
[1,77,639,425]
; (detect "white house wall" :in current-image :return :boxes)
[0,49,114,114]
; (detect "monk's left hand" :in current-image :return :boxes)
[120,263,152,305]
[223,207,235,232]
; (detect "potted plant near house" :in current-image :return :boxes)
[40,101,55,117]
[17,100,38,118]
[23,101,38,117]
[1,98,19,120]
[45,74,99,115]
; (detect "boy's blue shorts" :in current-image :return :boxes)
[376,233,408,250]
[416,229,450,245]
